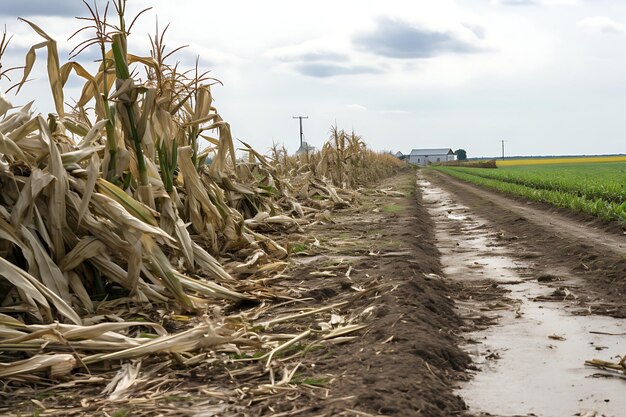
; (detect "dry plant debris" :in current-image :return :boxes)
[585,356,626,375]
[0,1,404,415]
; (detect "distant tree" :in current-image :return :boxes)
[455,149,467,161]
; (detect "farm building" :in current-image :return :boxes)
[408,148,455,165]
[394,151,407,160]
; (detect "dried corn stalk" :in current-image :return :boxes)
[0,0,403,394]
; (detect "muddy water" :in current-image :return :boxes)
[418,177,626,417]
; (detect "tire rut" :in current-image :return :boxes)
[427,169,626,254]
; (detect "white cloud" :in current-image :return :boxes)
[379,109,410,115]
[2,0,626,158]
[268,38,371,77]
[492,0,577,5]
[346,104,368,111]
[493,0,539,5]
[269,42,382,78]
[177,41,245,67]
[579,16,626,35]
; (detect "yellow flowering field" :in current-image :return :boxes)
[497,155,626,167]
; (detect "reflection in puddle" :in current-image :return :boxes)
[418,176,626,417]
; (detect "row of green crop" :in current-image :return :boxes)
[434,166,626,224]
[446,164,626,203]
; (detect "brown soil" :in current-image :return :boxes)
[5,168,625,417]
[261,168,626,417]
[424,169,626,318]
[1,170,471,417]
[241,171,472,417]
[253,167,626,417]
[420,168,626,417]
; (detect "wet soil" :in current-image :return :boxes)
[255,168,626,417]
[258,167,626,417]
[419,172,626,417]
[6,168,625,416]
[2,169,472,417]
[244,170,472,416]
[424,169,626,319]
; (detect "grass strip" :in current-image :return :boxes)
[434,166,626,225]
[441,164,626,204]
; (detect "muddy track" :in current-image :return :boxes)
[427,170,626,254]
[266,169,625,417]
[424,169,626,318]
[420,169,626,417]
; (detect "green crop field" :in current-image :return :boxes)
[434,162,626,224]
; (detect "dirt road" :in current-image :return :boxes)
[421,169,626,417]
[424,169,626,318]
[252,168,626,417]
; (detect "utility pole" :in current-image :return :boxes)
[499,140,507,160]
[293,116,308,148]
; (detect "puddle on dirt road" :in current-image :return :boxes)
[418,176,626,417]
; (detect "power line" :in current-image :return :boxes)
[293,116,308,148]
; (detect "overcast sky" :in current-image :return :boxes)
[2,0,626,158]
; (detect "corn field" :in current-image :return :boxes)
[0,0,403,404]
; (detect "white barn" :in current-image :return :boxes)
[408,148,455,165]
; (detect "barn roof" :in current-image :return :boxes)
[409,148,453,156]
